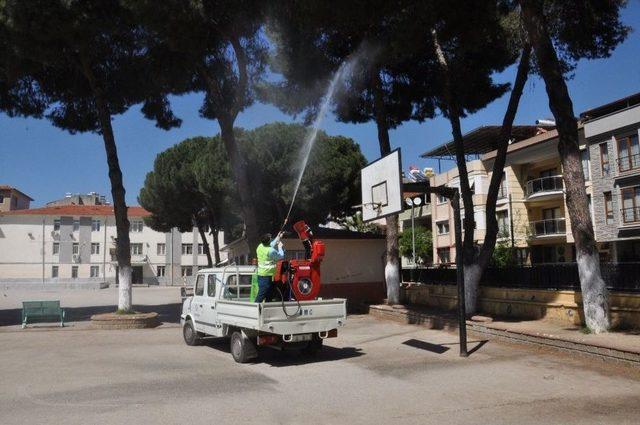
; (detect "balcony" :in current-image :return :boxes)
[621,207,640,226]
[529,218,566,237]
[617,153,640,174]
[525,175,564,199]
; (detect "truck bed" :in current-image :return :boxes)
[215,298,347,335]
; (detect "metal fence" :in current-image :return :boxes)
[402,262,640,292]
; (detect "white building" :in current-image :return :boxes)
[0,204,225,287]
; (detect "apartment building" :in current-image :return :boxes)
[583,92,640,262]
[422,124,592,265]
[0,185,33,212]
[0,203,226,286]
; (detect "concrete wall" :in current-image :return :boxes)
[403,283,640,329]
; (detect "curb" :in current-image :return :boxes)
[467,322,640,365]
[369,304,640,365]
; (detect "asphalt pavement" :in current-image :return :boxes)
[1,297,640,425]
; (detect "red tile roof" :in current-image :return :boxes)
[0,185,35,201]
[0,205,150,217]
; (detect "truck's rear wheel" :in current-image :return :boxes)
[183,319,200,346]
[230,331,257,363]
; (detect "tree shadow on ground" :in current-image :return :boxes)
[0,303,182,327]
[201,337,365,367]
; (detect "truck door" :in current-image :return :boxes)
[191,274,206,332]
[200,273,220,336]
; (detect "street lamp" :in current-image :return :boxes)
[404,195,423,281]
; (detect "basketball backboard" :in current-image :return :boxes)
[360,149,402,222]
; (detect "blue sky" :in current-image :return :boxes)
[1,4,639,207]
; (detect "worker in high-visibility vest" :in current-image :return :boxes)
[254,232,285,303]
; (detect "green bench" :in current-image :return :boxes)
[22,301,65,329]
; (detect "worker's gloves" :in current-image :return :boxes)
[277,241,284,251]
[274,231,284,244]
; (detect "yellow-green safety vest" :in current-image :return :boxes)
[256,243,276,276]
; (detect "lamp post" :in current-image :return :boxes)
[404,196,423,281]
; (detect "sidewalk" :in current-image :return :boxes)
[369,304,640,364]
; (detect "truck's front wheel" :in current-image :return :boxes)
[230,331,257,363]
[183,319,200,346]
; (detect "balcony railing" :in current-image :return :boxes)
[525,175,563,197]
[529,218,566,237]
[617,153,640,173]
[621,206,640,224]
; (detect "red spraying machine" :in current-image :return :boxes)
[273,220,325,301]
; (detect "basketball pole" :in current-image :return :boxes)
[403,181,468,357]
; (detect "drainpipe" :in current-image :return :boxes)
[42,217,45,288]
[103,216,107,283]
[170,228,174,286]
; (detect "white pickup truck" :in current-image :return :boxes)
[180,265,347,363]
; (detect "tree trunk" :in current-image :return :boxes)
[521,0,609,333]
[195,217,213,267]
[432,29,478,313]
[372,70,400,305]
[218,116,260,254]
[478,46,531,270]
[95,99,132,311]
[81,56,132,311]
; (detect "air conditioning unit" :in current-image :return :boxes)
[72,254,81,263]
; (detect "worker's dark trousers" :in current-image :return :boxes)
[255,275,273,303]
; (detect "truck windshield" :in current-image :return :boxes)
[223,274,252,300]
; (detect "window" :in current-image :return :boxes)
[72,243,79,255]
[207,274,216,297]
[498,172,507,199]
[621,186,640,223]
[224,274,253,300]
[581,149,590,181]
[73,219,79,231]
[91,219,101,232]
[198,243,205,255]
[52,242,60,255]
[0,195,3,203]
[91,243,100,255]
[53,219,61,231]
[157,243,166,255]
[182,244,193,255]
[604,192,614,224]
[71,266,78,278]
[437,248,451,264]
[130,221,143,232]
[436,193,448,204]
[497,211,509,236]
[90,266,100,277]
[131,243,143,255]
[600,143,610,177]
[51,266,58,278]
[156,265,166,277]
[617,134,640,172]
[194,274,204,296]
[436,220,450,235]
[182,266,193,277]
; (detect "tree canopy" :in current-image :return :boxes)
[139,123,367,246]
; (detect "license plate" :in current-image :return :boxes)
[287,334,312,343]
